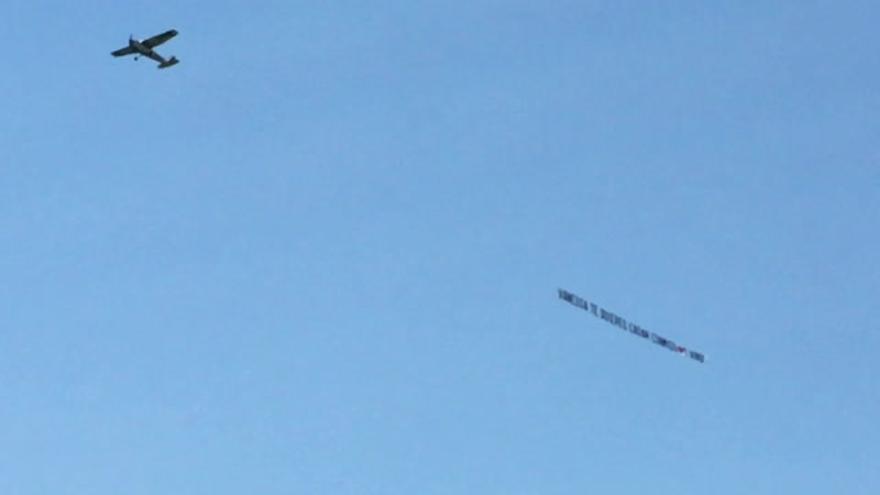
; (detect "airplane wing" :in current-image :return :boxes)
[142,29,178,48]
[111,46,136,57]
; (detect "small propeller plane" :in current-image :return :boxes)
[111,29,179,69]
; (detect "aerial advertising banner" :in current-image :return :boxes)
[558,289,706,364]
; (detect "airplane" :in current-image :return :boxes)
[111,29,179,69]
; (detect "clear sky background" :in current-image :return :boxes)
[1,1,878,493]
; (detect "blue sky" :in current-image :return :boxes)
[1,1,878,493]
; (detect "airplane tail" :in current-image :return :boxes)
[158,56,179,69]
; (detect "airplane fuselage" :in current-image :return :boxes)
[130,39,152,57]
